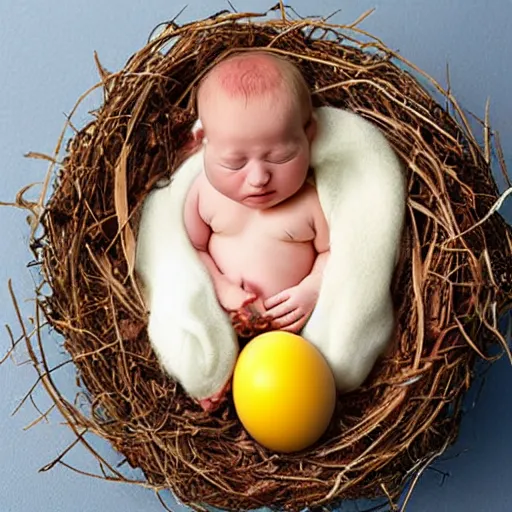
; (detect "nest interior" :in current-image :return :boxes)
[27,5,512,512]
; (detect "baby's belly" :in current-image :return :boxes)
[209,234,316,299]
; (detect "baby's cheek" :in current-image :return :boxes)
[285,159,309,182]
[228,172,248,196]
[212,168,244,198]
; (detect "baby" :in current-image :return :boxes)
[183,52,330,408]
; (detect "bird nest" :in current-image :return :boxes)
[10,4,512,511]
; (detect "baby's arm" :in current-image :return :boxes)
[183,176,256,312]
[301,199,330,290]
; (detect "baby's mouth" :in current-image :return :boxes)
[247,190,274,198]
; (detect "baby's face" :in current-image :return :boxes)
[200,96,314,209]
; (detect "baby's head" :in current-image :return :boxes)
[196,51,316,209]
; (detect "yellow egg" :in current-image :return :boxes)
[232,331,336,453]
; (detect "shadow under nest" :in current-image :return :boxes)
[30,7,512,512]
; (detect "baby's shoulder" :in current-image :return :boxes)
[194,171,232,218]
[292,182,326,225]
[297,181,320,204]
[190,170,214,204]
[279,182,320,218]
[185,171,210,217]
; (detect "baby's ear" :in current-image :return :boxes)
[305,112,317,143]
[192,118,205,142]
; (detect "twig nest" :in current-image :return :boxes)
[35,6,512,511]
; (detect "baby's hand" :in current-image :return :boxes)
[264,281,319,333]
[216,279,257,312]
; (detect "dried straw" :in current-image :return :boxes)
[5,3,512,511]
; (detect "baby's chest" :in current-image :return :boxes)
[207,201,315,243]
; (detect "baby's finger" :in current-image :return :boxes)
[280,318,306,334]
[287,313,310,333]
[266,300,295,319]
[271,309,303,328]
[264,290,290,309]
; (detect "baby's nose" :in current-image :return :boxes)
[247,163,271,188]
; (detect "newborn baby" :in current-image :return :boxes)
[184,52,330,408]
[137,52,405,412]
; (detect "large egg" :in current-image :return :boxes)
[232,331,336,453]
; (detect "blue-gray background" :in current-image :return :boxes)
[1,1,511,511]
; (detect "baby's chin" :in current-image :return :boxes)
[240,192,291,209]
[242,197,283,210]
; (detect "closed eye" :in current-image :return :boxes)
[266,151,297,165]
[266,152,297,164]
[220,161,246,170]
